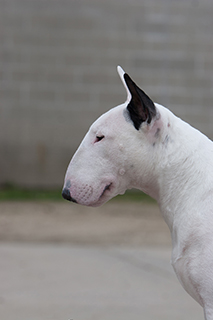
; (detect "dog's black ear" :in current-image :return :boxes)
[124,73,156,130]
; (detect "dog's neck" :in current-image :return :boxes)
[132,104,212,231]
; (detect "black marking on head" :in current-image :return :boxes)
[154,128,161,138]
[124,73,156,130]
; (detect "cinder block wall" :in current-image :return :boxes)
[1,0,213,188]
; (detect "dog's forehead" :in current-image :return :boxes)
[90,104,126,133]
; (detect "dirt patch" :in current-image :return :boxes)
[0,200,171,246]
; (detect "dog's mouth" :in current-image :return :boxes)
[99,183,113,200]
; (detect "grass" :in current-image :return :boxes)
[0,184,155,203]
[0,184,62,201]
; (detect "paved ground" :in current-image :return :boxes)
[0,200,170,245]
[0,201,204,320]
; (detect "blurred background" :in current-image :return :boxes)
[1,0,213,189]
[0,1,211,319]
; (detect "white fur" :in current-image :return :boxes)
[63,67,213,319]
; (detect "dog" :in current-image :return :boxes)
[62,66,213,319]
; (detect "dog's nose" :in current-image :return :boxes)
[62,188,71,201]
[62,188,78,203]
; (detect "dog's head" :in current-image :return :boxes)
[62,67,164,206]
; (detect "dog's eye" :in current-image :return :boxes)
[95,135,105,143]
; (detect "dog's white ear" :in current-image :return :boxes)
[117,66,132,104]
[123,71,156,130]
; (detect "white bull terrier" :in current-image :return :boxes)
[62,66,213,319]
